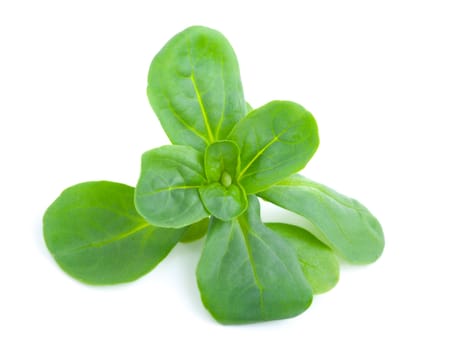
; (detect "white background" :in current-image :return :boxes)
[1,0,466,348]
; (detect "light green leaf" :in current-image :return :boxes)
[135,145,209,228]
[204,140,239,183]
[179,218,210,243]
[228,101,319,194]
[199,183,247,221]
[147,26,246,152]
[197,196,312,324]
[266,223,339,294]
[259,175,385,264]
[200,140,246,220]
[43,181,183,285]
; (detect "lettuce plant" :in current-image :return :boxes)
[43,26,384,324]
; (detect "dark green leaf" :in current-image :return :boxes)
[179,218,210,243]
[197,196,312,324]
[135,145,209,228]
[147,26,246,151]
[199,183,247,221]
[228,101,319,194]
[43,181,183,285]
[259,175,384,264]
[266,223,339,294]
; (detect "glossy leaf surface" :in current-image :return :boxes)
[260,175,384,264]
[199,182,247,221]
[147,26,246,152]
[135,145,209,228]
[266,223,339,294]
[43,182,183,285]
[228,101,319,193]
[197,196,312,324]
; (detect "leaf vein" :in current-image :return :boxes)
[239,220,265,316]
[138,185,201,197]
[161,93,210,145]
[54,223,152,257]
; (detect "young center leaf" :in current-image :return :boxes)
[259,175,385,264]
[135,145,209,228]
[266,223,339,294]
[199,183,247,221]
[147,26,246,152]
[43,182,184,285]
[196,196,312,324]
[228,101,319,194]
[199,140,247,220]
[204,140,239,183]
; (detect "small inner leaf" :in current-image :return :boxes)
[221,171,232,187]
[199,183,247,221]
[204,140,240,183]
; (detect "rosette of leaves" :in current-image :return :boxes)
[43,26,384,324]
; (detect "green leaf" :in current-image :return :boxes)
[200,140,247,220]
[204,140,239,183]
[197,196,312,324]
[199,183,247,221]
[228,101,319,194]
[266,223,339,294]
[259,175,385,264]
[147,26,246,152]
[135,145,209,228]
[179,218,210,243]
[43,181,183,285]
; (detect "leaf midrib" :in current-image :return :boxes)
[270,181,367,212]
[265,182,383,256]
[54,222,152,257]
[138,185,202,197]
[236,122,299,181]
[161,92,210,146]
[238,218,265,316]
[190,73,215,143]
[237,134,280,181]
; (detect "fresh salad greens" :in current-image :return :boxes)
[43,26,384,324]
